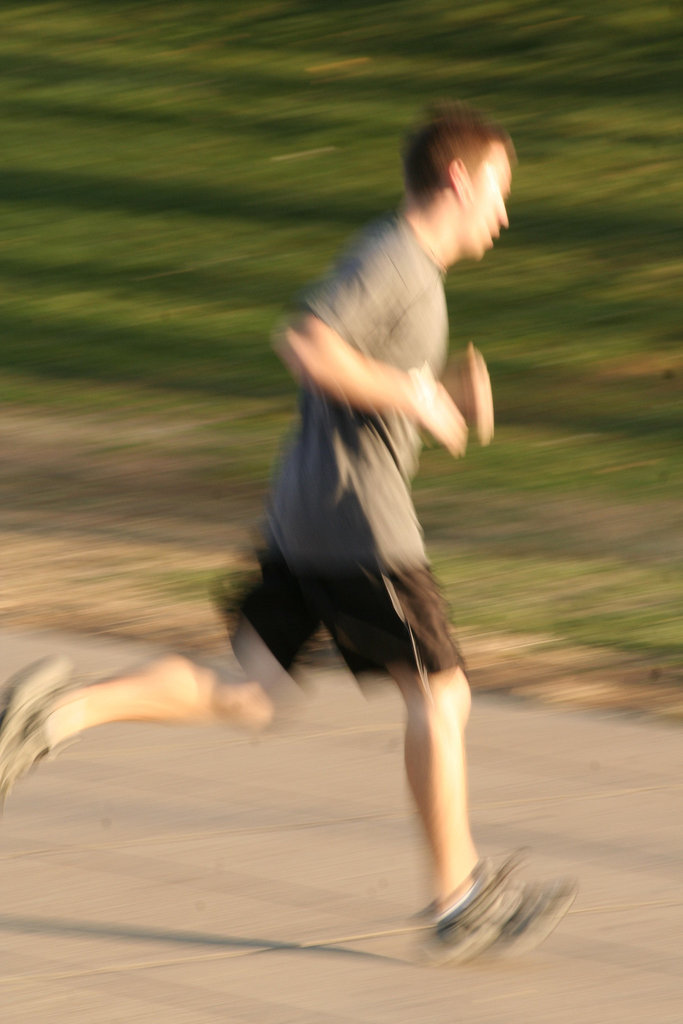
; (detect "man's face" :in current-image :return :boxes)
[457,142,512,261]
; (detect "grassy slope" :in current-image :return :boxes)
[1,1,681,663]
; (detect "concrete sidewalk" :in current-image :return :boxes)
[1,627,681,1024]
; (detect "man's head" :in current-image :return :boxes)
[402,103,515,264]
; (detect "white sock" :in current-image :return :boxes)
[437,870,485,922]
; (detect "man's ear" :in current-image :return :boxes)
[447,158,473,205]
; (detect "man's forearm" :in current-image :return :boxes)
[274,314,467,457]
[275,315,419,417]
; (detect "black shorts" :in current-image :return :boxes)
[232,553,464,682]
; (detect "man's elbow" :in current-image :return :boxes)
[272,322,306,380]
[272,315,346,391]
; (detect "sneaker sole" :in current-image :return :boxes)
[492,879,578,957]
[0,656,73,738]
[0,656,74,803]
[422,852,526,965]
[421,900,517,966]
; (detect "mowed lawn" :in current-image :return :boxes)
[1,2,681,669]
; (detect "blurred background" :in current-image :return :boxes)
[1,1,681,711]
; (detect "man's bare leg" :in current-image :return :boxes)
[45,621,295,748]
[0,622,308,807]
[43,655,271,748]
[392,664,478,911]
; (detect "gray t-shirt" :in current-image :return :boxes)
[266,214,448,572]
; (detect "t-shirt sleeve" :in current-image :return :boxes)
[299,240,397,359]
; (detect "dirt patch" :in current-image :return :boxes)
[594,352,682,381]
[1,406,681,721]
[0,406,259,650]
[462,634,683,721]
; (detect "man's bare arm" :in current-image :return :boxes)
[274,314,468,457]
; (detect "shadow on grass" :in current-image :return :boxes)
[0,251,301,315]
[4,160,683,252]
[0,310,289,398]
[0,165,380,228]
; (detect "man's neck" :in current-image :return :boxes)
[402,198,454,272]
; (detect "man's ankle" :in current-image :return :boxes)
[436,860,486,919]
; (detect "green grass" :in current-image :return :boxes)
[1,1,681,666]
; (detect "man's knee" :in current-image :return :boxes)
[154,653,196,678]
[427,666,472,729]
[149,653,216,694]
[393,663,470,728]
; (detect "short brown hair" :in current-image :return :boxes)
[402,102,515,200]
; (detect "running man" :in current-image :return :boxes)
[0,103,575,963]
